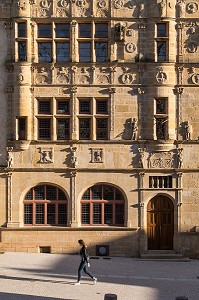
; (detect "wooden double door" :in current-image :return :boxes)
[147,196,174,250]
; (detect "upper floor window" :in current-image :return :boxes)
[37,98,71,140]
[156,23,168,62]
[37,23,70,63]
[17,22,27,61]
[81,184,125,226]
[78,23,109,63]
[78,98,109,140]
[154,98,168,140]
[24,184,68,226]
[18,22,26,37]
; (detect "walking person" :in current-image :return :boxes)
[74,239,97,285]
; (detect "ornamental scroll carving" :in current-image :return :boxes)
[149,151,173,168]
[187,2,198,13]
[96,0,108,17]
[37,0,52,17]
[156,67,167,84]
[56,0,70,17]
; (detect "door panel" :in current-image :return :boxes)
[147,196,174,250]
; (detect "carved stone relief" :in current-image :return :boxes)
[157,0,167,17]
[176,0,186,17]
[35,67,50,84]
[56,0,70,17]
[96,0,108,17]
[37,0,52,17]
[56,67,70,84]
[149,151,173,168]
[187,42,197,53]
[138,148,145,168]
[38,147,53,163]
[114,0,124,9]
[156,67,167,84]
[90,148,104,163]
[76,0,91,17]
[96,68,110,84]
[177,148,183,168]
[191,73,199,84]
[187,2,198,13]
[125,43,136,53]
[78,67,91,84]
[70,146,78,168]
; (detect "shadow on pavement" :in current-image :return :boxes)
[0,292,78,300]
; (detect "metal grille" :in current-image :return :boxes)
[156,118,166,139]
[58,204,67,224]
[92,185,102,200]
[104,203,113,224]
[79,100,91,114]
[47,204,56,224]
[93,204,102,224]
[96,100,108,114]
[104,186,114,200]
[25,189,33,200]
[115,204,124,225]
[24,204,32,224]
[46,185,57,200]
[57,119,70,140]
[57,101,70,114]
[38,119,51,139]
[81,204,90,224]
[34,185,45,200]
[79,118,90,139]
[96,118,108,139]
[38,101,51,114]
[58,189,67,200]
[82,190,90,200]
[36,204,44,224]
[156,98,167,114]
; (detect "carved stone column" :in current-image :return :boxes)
[138,172,147,253]
[6,172,15,227]
[177,172,183,232]
[174,86,183,140]
[176,22,184,62]
[70,171,78,227]
[71,86,78,140]
[71,21,77,62]
[109,87,116,139]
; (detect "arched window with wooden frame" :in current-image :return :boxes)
[81,184,125,226]
[24,184,68,226]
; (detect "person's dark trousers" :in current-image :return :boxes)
[78,260,94,282]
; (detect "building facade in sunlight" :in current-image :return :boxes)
[0,0,199,258]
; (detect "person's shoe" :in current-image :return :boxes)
[74,281,80,285]
[93,277,97,284]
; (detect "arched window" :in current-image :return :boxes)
[81,184,125,226]
[24,184,67,226]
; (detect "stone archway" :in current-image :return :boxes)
[147,195,174,250]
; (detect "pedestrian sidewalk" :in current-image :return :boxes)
[0,252,198,300]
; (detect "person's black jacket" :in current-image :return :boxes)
[80,246,89,263]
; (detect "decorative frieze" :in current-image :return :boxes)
[149,151,173,169]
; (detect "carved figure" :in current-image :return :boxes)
[7,153,13,168]
[115,23,125,41]
[43,151,52,163]
[177,148,183,168]
[71,147,78,168]
[184,121,192,140]
[138,148,145,168]
[177,0,186,17]
[131,118,138,140]
[157,0,166,17]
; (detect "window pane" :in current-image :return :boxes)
[57,101,70,114]
[79,42,91,62]
[57,119,70,139]
[156,99,167,114]
[38,24,51,37]
[46,185,57,200]
[103,186,114,200]
[96,100,108,114]
[47,204,56,224]
[115,190,124,200]
[38,119,51,139]
[93,203,101,224]
[157,42,166,61]
[115,204,124,225]
[92,185,102,200]
[34,185,45,200]
[25,189,33,200]
[56,43,69,62]
[18,23,26,37]
[24,204,32,224]
[82,203,90,224]
[36,204,44,224]
[79,24,91,38]
[95,24,108,38]
[82,190,90,200]
[104,203,113,224]
[58,204,67,224]
[55,24,70,38]
[18,118,26,140]
[156,118,166,139]
[38,101,51,114]
[58,189,67,200]
[95,42,108,62]
[79,100,91,114]
[38,43,52,62]
[79,118,90,139]
[157,23,167,37]
[18,42,26,61]
[96,118,108,140]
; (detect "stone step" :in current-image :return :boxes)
[140,251,190,261]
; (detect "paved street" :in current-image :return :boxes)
[0,252,198,299]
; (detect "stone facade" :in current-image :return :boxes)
[0,0,198,258]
